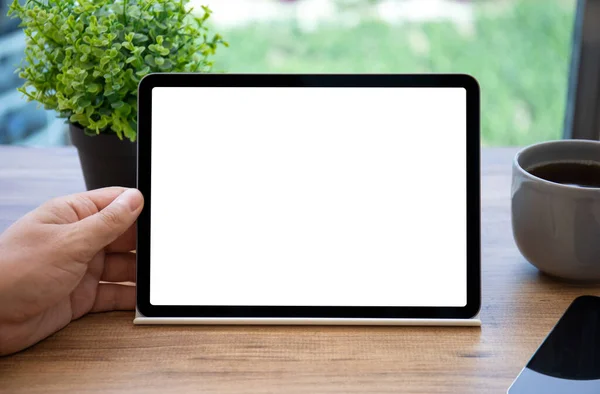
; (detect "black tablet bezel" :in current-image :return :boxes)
[136,73,481,320]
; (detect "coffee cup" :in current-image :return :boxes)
[511,139,600,281]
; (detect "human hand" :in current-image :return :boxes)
[0,187,144,356]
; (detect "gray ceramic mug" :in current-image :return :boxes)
[512,140,600,281]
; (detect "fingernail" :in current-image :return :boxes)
[115,188,143,212]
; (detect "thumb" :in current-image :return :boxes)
[73,188,144,254]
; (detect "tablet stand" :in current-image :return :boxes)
[133,308,481,326]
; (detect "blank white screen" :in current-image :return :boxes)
[150,87,466,307]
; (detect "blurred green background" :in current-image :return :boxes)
[0,0,577,146]
[211,0,576,146]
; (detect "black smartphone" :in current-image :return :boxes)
[508,295,600,393]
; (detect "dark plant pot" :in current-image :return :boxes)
[69,124,137,190]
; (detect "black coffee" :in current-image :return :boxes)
[528,161,600,188]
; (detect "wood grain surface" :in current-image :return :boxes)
[1,146,599,394]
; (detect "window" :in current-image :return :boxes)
[0,0,67,146]
[564,0,600,139]
[0,0,580,146]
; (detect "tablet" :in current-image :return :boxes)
[135,73,481,326]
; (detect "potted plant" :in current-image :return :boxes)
[8,0,227,190]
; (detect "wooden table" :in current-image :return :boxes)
[0,145,599,394]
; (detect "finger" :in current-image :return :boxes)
[91,283,136,313]
[101,252,136,283]
[71,188,144,258]
[70,187,133,212]
[35,187,129,224]
[106,224,137,253]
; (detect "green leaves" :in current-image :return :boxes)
[148,43,170,56]
[8,0,227,142]
[135,66,150,76]
[86,83,101,93]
